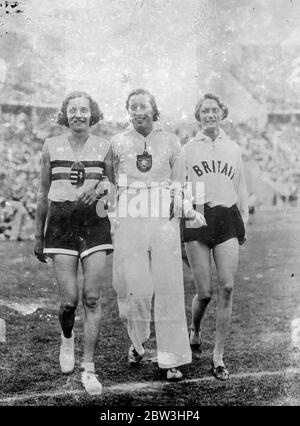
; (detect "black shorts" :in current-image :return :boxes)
[183,204,245,248]
[249,206,255,215]
[44,201,113,259]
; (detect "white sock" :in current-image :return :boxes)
[213,351,225,367]
[81,361,95,372]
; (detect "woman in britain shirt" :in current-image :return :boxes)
[183,93,248,381]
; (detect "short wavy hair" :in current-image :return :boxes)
[57,91,103,127]
[125,88,160,122]
[194,93,228,122]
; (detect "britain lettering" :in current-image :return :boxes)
[221,163,228,175]
[192,165,203,177]
[201,161,212,174]
[192,160,234,178]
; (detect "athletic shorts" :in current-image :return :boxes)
[44,201,113,259]
[183,204,245,248]
[249,206,255,215]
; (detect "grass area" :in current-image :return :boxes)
[0,208,300,406]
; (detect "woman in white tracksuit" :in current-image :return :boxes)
[105,88,194,381]
[183,93,248,381]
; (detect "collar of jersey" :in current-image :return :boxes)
[126,122,163,139]
[195,128,228,143]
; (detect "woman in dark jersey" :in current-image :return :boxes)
[34,91,112,395]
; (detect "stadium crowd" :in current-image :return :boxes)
[230,121,300,202]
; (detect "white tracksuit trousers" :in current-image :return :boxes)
[112,191,191,369]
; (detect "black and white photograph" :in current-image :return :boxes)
[0,0,300,408]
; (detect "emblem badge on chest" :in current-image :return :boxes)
[136,150,152,173]
[70,161,85,188]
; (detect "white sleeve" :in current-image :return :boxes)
[170,136,186,188]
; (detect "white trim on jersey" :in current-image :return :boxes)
[51,167,104,175]
[51,167,73,174]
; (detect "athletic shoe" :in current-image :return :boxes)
[211,360,229,381]
[59,332,75,373]
[166,368,183,381]
[128,344,143,364]
[81,362,103,396]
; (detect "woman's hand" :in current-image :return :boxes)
[239,235,247,245]
[77,177,111,206]
[189,210,207,228]
[76,188,98,205]
[96,177,110,196]
[34,236,47,263]
[183,200,207,227]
